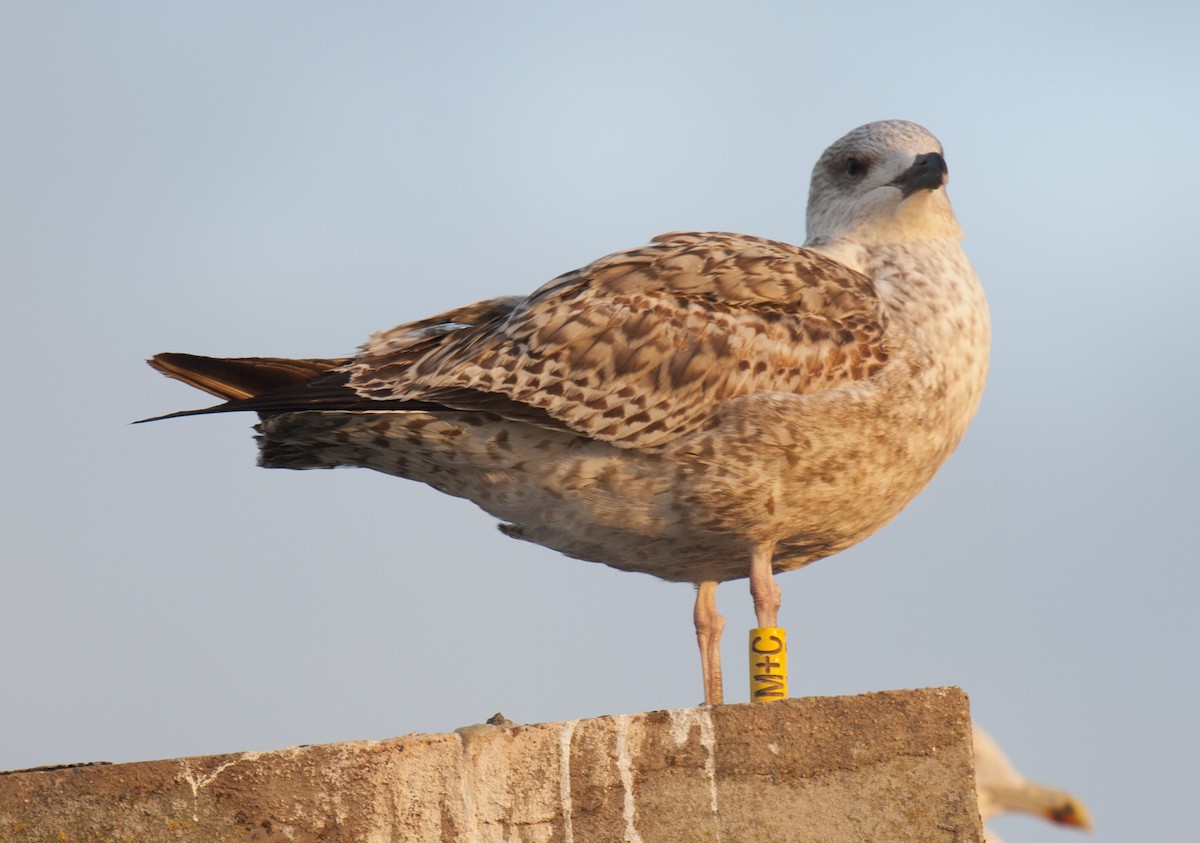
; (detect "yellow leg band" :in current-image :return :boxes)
[749,627,788,702]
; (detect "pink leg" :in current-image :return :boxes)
[749,541,781,629]
[693,580,725,705]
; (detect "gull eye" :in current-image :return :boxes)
[844,157,866,178]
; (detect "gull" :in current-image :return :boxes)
[974,723,1094,842]
[142,120,989,705]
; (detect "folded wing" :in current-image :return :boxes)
[145,233,888,448]
[349,231,889,449]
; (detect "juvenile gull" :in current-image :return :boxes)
[973,723,1094,842]
[142,120,989,705]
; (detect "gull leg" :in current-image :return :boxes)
[693,580,725,705]
[749,541,781,628]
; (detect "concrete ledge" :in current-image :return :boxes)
[0,687,981,842]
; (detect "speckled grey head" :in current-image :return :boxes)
[805,120,961,248]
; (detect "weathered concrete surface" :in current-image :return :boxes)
[0,687,981,842]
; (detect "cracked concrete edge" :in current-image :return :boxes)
[0,686,982,843]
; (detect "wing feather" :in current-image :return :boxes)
[347,232,889,448]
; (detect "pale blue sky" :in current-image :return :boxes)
[3,3,1197,840]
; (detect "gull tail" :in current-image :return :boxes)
[147,353,348,400]
[137,353,350,423]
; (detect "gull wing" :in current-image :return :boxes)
[349,231,889,448]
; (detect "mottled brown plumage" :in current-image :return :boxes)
[351,233,888,449]
[144,120,990,705]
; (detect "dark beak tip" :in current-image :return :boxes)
[896,152,949,197]
[919,151,948,176]
[935,154,949,183]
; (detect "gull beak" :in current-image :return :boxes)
[893,152,948,197]
[1044,795,1095,831]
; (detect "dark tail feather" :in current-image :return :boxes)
[137,352,448,424]
[137,353,351,423]
[147,353,350,400]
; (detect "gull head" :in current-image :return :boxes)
[805,120,963,249]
